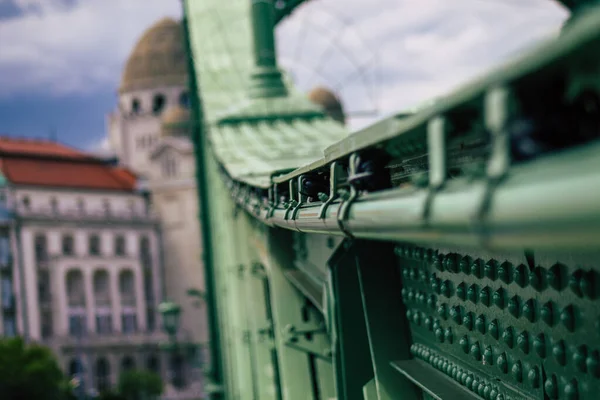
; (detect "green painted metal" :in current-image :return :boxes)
[182,0,600,399]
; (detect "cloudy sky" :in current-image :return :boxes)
[0,0,568,151]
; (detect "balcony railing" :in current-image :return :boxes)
[15,206,159,223]
[44,330,171,349]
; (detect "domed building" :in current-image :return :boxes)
[308,86,346,125]
[105,17,206,400]
[107,17,190,176]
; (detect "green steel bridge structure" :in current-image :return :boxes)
[181,0,600,398]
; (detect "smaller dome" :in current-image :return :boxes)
[308,87,346,124]
[160,105,191,137]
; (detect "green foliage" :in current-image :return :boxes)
[117,369,163,400]
[0,336,68,400]
[98,391,127,400]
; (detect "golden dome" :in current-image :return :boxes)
[160,105,191,137]
[308,86,346,124]
[120,18,188,93]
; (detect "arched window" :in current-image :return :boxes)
[68,358,84,378]
[119,270,135,305]
[66,269,85,307]
[170,354,187,389]
[121,356,135,373]
[146,354,160,375]
[131,98,141,114]
[152,94,166,115]
[95,358,111,393]
[93,270,110,306]
[161,153,178,178]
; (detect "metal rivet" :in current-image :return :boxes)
[441,280,452,297]
[468,284,478,303]
[553,340,566,365]
[471,342,481,360]
[570,269,583,297]
[497,353,508,373]
[513,264,526,287]
[541,302,554,325]
[586,350,599,377]
[412,311,421,325]
[523,299,535,322]
[489,319,499,339]
[450,306,462,324]
[483,346,493,366]
[437,304,447,319]
[528,366,540,388]
[433,258,443,271]
[534,334,546,358]
[463,312,474,330]
[548,263,566,291]
[564,380,578,400]
[581,270,595,298]
[460,256,472,274]
[472,259,483,277]
[457,283,466,300]
[427,294,436,309]
[561,305,575,332]
[465,374,474,388]
[502,327,514,348]
[485,259,497,280]
[573,346,586,372]
[493,288,505,308]
[480,287,491,306]
[444,254,457,272]
[425,316,433,331]
[444,327,453,344]
[517,332,529,353]
[544,375,558,399]
[529,267,543,290]
[498,262,511,283]
[435,327,444,342]
[460,336,469,353]
[508,296,520,317]
[476,315,486,334]
[511,361,522,382]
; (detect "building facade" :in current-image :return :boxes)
[106,18,207,349]
[0,137,200,398]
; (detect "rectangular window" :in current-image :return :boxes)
[38,270,51,303]
[62,235,74,256]
[0,237,10,266]
[41,312,53,338]
[1,277,12,309]
[146,308,155,332]
[96,314,113,335]
[121,313,137,334]
[3,315,16,337]
[68,315,86,337]
[89,235,100,256]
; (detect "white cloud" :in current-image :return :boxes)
[276,0,569,131]
[0,0,569,134]
[0,0,181,98]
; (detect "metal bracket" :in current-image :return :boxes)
[291,175,307,220]
[337,153,360,237]
[474,86,512,247]
[284,179,299,220]
[282,324,332,361]
[423,116,447,222]
[318,161,344,219]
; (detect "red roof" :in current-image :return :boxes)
[0,137,137,191]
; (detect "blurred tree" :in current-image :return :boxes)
[0,336,68,400]
[98,391,127,400]
[117,369,163,400]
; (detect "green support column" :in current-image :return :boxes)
[249,0,288,98]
